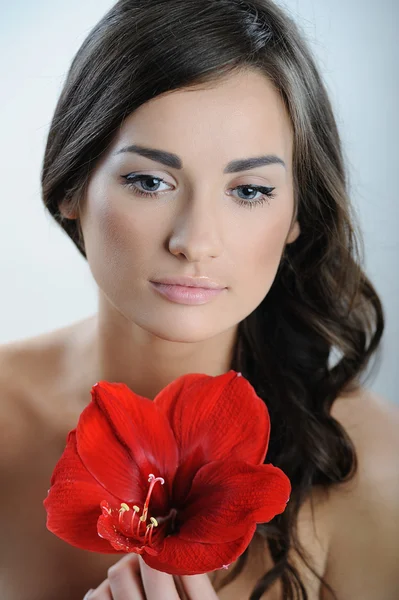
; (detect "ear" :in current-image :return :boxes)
[58,198,78,220]
[286,219,300,244]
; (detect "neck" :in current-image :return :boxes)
[70,294,239,403]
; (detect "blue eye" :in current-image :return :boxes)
[228,185,276,209]
[122,174,171,197]
[121,174,276,209]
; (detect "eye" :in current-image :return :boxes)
[121,174,172,197]
[121,174,276,209]
[227,185,276,209]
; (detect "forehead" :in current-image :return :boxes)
[109,69,293,167]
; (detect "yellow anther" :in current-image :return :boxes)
[149,517,158,527]
[133,505,140,512]
[140,515,146,522]
[118,502,131,527]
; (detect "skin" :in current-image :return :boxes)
[83,553,219,599]
[60,68,300,404]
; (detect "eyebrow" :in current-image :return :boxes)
[115,144,286,173]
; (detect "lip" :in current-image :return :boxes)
[150,281,226,305]
[151,276,226,290]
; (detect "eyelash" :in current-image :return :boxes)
[121,174,276,210]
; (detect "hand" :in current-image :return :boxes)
[83,553,220,599]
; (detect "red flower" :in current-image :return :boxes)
[44,370,291,575]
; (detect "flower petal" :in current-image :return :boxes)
[177,459,291,543]
[43,430,122,553]
[142,523,257,575]
[154,371,270,501]
[76,381,179,506]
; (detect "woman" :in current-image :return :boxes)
[1,0,398,599]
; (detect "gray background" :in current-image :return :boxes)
[0,1,397,401]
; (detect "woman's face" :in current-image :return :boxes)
[62,69,300,343]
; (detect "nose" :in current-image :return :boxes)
[168,194,224,262]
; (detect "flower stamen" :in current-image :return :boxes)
[100,473,166,553]
[138,514,146,537]
[130,505,140,536]
[131,474,164,544]
[144,517,159,546]
[117,474,164,541]
[118,502,130,526]
[142,474,165,521]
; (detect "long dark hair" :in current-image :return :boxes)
[41,1,385,598]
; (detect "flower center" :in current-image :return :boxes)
[100,473,176,553]
[122,473,164,547]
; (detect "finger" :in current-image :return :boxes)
[85,578,112,599]
[107,553,145,600]
[173,576,190,600]
[180,573,219,600]
[138,555,180,599]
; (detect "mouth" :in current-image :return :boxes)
[150,277,226,290]
[150,281,226,306]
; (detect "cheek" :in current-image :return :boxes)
[82,192,158,286]
[233,212,289,294]
[257,225,287,268]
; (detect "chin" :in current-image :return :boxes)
[139,316,228,344]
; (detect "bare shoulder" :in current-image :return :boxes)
[0,339,40,467]
[0,332,61,467]
[0,318,94,469]
[331,383,399,435]
[323,386,399,599]
[331,385,399,493]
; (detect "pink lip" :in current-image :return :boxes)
[150,282,225,305]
